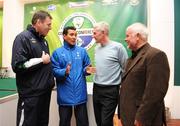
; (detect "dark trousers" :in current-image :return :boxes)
[16,91,52,126]
[93,84,119,126]
[59,103,89,126]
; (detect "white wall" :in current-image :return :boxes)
[2,0,24,77]
[2,0,180,119]
[149,0,180,118]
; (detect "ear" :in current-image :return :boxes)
[36,19,41,25]
[63,34,66,40]
[36,19,42,26]
[136,33,144,42]
[136,33,141,39]
[136,33,140,37]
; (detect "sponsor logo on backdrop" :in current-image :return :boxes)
[129,0,140,6]
[58,12,96,50]
[47,4,56,11]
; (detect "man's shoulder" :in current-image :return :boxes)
[110,41,123,47]
[145,45,166,59]
[54,46,64,52]
[109,41,125,51]
[51,47,64,57]
[148,45,162,55]
[14,30,32,43]
[16,30,32,38]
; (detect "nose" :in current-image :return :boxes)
[73,35,77,39]
[125,38,127,42]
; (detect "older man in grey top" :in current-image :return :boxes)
[92,21,128,126]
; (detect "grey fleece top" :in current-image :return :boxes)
[93,41,128,85]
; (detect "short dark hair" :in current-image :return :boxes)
[63,26,76,35]
[31,10,52,25]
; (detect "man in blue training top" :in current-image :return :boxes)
[51,26,95,126]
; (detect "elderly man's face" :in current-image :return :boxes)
[125,29,138,51]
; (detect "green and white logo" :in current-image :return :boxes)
[58,12,96,50]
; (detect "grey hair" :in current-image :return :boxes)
[93,21,109,35]
[127,22,148,39]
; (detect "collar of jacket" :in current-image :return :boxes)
[26,24,44,39]
[63,41,76,50]
[131,43,147,58]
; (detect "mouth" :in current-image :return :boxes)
[72,40,76,43]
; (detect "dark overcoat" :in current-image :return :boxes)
[119,43,170,126]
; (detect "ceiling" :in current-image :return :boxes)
[19,0,50,4]
[0,0,51,8]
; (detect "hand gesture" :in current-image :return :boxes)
[65,64,71,76]
[86,65,96,74]
[134,120,143,126]
[118,119,123,126]
[41,51,50,64]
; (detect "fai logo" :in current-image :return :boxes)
[72,17,84,29]
[58,12,96,50]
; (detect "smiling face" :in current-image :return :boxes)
[125,23,148,51]
[125,29,139,51]
[63,29,77,46]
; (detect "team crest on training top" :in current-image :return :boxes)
[58,12,96,50]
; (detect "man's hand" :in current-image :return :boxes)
[86,65,96,74]
[65,64,71,76]
[134,120,143,126]
[118,119,123,126]
[41,51,50,64]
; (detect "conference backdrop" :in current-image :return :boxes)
[24,0,147,82]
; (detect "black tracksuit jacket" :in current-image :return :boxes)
[11,25,55,98]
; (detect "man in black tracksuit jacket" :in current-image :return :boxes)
[11,10,55,126]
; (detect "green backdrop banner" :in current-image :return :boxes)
[174,0,180,86]
[24,0,147,82]
[0,9,3,67]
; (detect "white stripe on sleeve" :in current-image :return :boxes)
[24,58,43,68]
